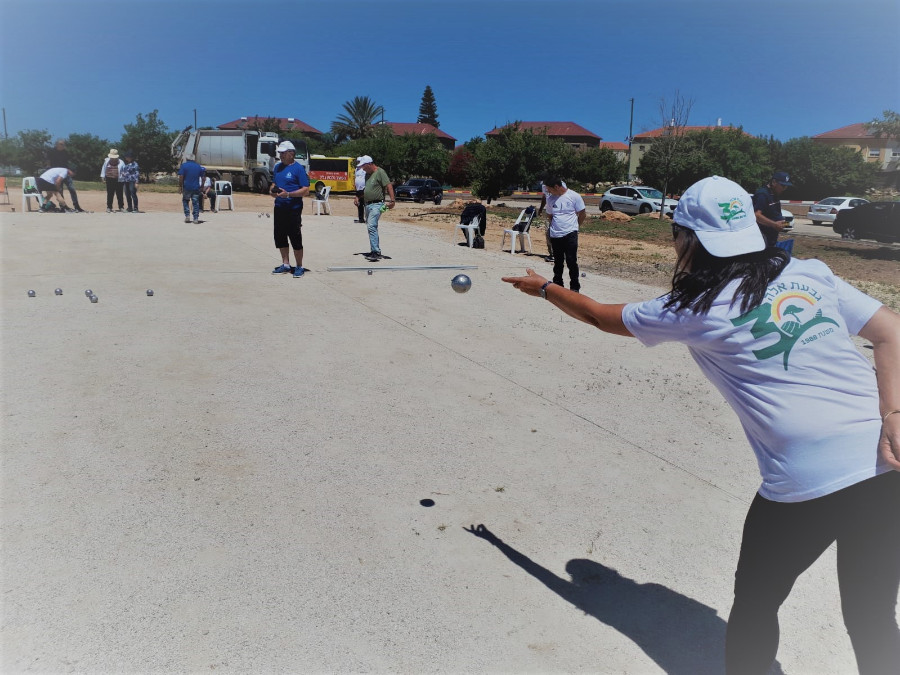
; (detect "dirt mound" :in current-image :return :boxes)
[599,210,632,222]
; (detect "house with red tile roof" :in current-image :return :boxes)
[376,122,456,150]
[599,141,628,162]
[485,122,602,150]
[812,122,899,174]
[217,116,324,137]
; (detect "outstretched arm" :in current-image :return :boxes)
[858,306,900,470]
[501,268,633,337]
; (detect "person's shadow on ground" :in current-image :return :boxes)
[465,524,784,675]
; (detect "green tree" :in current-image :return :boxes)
[865,109,900,139]
[337,127,450,183]
[774,137,879,200]
[331,96,384,142]
[417,86,439,128]
[571,147,626,186]
[66,132,111,181]
[469,123,570,201]
[638,128,770,195]
[15,129,52,174]
[119,110,176,181]
[0,136,23,170]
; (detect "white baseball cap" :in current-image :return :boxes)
[357,155,373,166]
[673,176,765,257]
[276,141,295,154]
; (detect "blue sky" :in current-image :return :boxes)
[1,0,898,147]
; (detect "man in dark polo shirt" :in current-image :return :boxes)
[752,171,792,247]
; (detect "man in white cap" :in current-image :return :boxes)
[353,155,395,260]
[268,141,310,277]
[354,157,367,223]
[100,148,125,213]
[503,175,900,675]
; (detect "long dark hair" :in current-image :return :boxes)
[663,227,790,315]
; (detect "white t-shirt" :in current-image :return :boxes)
[355,167,367,191]
[546,188,585,237]
[40,167,69,183]
[621,258,885,502]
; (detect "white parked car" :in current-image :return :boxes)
[600,185,678,215]
[807,197,869,225]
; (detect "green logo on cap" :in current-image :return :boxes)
[718,198,747,223]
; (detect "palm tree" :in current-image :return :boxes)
[330,96,384,142]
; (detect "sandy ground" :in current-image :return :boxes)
[1,188,884,673]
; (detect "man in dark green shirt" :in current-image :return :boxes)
[353,155,395,260]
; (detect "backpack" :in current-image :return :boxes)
[473,234,485,249]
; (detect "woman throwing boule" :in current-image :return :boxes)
[503,175,900,675]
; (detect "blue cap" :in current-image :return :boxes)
[772,171,792,187]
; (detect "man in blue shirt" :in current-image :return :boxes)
[269,141,310,278]
[177,154,205,224]
[752,171,792,247]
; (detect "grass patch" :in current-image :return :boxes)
[581,214,672,243]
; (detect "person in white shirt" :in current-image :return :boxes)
[354,158,367,223]
[503,175,900,675]
[36,167,75,212]
[543,176,586,292]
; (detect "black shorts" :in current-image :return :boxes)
[37,178,57,193]
[273,206,303,250]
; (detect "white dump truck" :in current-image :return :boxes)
[170,128,309,192]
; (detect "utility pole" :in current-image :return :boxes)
[627,98,634,184]
[194,109,197,131]
[2,108,7,139]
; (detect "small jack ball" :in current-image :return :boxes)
[367,270,373,275]
[451,274,472,293]
[55,288,63,295]
[581,272,586,277]
[27,290,36,297]
[90,295,98,303]
[146,289,154,296]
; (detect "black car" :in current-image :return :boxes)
[395,178,443,204]
[832,202,900,242]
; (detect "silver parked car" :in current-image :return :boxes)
[807,197,869,225]
[599,185,678,215]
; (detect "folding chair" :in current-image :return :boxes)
[213,180,234,212]
[456,215,481,247]
[501,206,535,255]
[313,185,331,215]
[0,176,10,205]
[22,177,43,212]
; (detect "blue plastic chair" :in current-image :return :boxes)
[775,239,794,257]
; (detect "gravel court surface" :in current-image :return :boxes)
[1,205,863,673]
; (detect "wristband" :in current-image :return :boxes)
[883,410,900,422]
[540,280,552,300]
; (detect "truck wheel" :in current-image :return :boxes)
[253,174,269,193]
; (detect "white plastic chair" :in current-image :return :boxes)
[501,207,535,255]
[22,176,43,212]
[455,215,481,247]
[213,180,234,212]
[313,185,331,215]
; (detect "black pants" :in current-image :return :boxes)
[106,178,124,209]
[550,231,580,291]
[726,471,900,675]
[355,190,365,221]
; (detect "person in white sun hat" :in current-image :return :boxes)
[504,175,900,674]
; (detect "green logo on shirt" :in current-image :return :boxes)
[731,283,838,370]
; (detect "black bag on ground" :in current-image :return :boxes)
[473,234,485,248]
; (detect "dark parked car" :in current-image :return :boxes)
[395,178,443,204]
[832,202,900,242]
